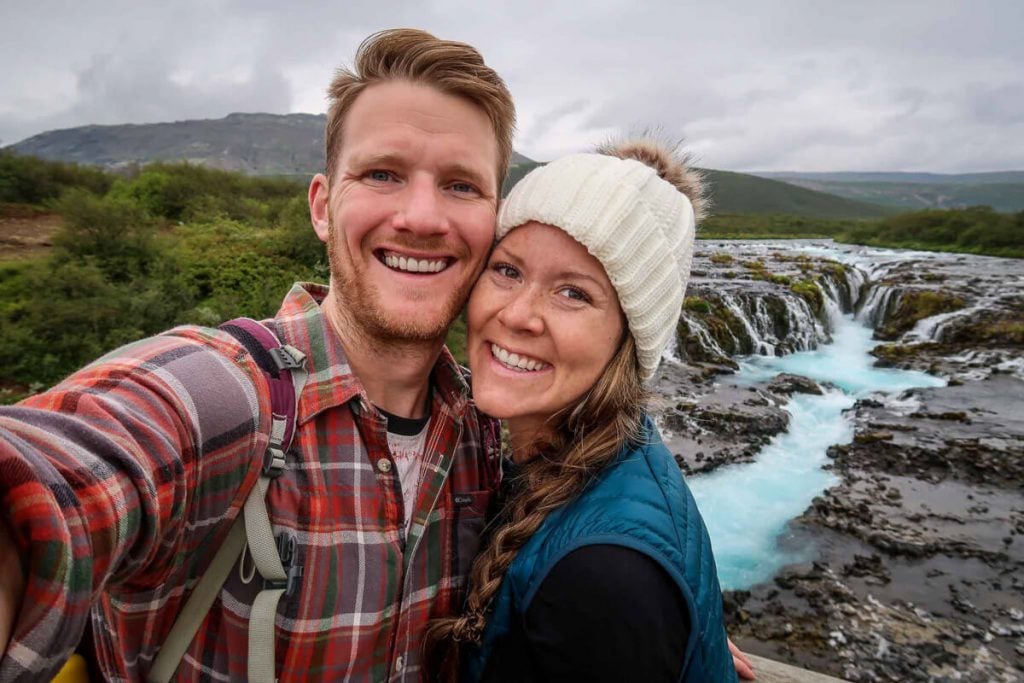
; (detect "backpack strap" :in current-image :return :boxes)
[148,319,307,683]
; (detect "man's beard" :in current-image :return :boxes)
[326,220,472,343]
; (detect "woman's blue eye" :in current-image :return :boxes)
[560,286,590,303]
[494,263,519,279]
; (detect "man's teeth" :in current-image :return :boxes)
[491,343,547,372]
[384,252,447,273]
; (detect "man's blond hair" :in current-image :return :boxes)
[325,29,516,190]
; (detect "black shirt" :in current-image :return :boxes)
[480,544,690,682]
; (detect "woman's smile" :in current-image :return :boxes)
[487,342,550,373]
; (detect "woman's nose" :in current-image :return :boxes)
[496,288,544,335]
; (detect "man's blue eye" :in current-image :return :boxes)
[452,182,477,194]
[369,170,391,182]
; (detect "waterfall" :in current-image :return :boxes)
[677,263,867,364]
[818,277,844,330]
[720,292,766,355]
[856,285,900,327]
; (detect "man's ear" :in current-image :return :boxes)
[309,173,331,244]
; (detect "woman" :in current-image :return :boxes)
[428,140,753,682]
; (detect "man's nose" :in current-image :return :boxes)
[394,176,450,236]
[497,287,544,335]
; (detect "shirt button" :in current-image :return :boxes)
[376,458,393,473]
[395,655,405,673]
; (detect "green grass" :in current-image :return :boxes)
[699,213,862,239]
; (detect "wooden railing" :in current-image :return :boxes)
[747,654,849,682]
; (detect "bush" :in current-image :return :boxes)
[837,206,1024,258]
[0,152,112,205]
[52,189,158,282]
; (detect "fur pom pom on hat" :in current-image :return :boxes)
[497,147,699,381]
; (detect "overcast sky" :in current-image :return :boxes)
[1,0,1021,173]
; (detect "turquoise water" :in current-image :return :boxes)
[689,315,945,590]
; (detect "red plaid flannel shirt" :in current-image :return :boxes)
[0,283,501,682]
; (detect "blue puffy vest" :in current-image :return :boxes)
[464,416,737,682]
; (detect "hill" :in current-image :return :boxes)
[700,169,893,219]
[755,171,1024,212]
[6,113,535,176]
[7,114,889,218]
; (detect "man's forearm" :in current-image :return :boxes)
[0,512,25,657]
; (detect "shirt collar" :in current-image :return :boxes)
[271,283,471,425]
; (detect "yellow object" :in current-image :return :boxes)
[52,654,89,683]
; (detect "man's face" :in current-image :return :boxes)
[311,81,500,343]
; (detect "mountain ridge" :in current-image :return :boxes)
[753,171,1024,212]
[6,113,891,219]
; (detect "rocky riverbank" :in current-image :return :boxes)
[655,240,1024,682]
[724,375,1024,681]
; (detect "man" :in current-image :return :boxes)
[0,28,515,682]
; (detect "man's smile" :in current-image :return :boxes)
[376,248,453,274]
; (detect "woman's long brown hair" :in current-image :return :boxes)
[424,336,646,679]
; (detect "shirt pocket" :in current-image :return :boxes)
[450,489,494,583]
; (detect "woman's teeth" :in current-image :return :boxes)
[384,252,447,273]
[491,343,548,372]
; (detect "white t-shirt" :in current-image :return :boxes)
[380,409,430,530]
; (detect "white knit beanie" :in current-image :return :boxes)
[497,153,697,381]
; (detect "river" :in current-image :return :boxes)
[688,313,944,589]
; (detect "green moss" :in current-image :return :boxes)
[684,296,712,314]
[709,252,734,265]
[871,342,940,362]
[790,280,824,315]
[678,297,755,359]
[877,290,966,340]
[822,262,846,278]
[950,316,1024,346]
[769,274,792,285]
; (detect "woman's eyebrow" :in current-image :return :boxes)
[492,245,525,265]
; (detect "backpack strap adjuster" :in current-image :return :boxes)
[270,345,305,372]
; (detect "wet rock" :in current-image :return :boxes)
[653,374,790,475]
[726,560,1023,682]
[767,373,824,396]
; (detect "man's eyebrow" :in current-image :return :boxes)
[348,152,407,168]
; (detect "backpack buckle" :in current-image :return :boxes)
[262,445,286,477]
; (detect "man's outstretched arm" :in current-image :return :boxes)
[0,328,270,680]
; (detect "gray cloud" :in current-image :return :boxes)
[1,0,1022,172]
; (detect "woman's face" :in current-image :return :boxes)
[467,222,625,439]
